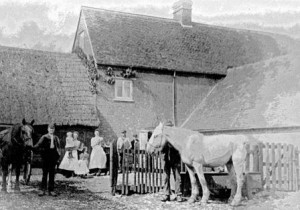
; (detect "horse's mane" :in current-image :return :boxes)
[163,126,200,152]
[11,123,22,141]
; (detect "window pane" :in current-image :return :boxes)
[124,81,131,98]
[116,81,123,97]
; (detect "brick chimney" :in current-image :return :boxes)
[172,0,193,27]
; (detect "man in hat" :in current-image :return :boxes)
[117,130,131,172]
[161,121,183,202]
[31,123,61,196]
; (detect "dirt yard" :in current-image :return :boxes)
[1,174,300,210]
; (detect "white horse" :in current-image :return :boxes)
[146,122,259,206]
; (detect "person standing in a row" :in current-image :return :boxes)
[30,123,61,196]
[161,121,183,202]
[89,130,107,176]
[117,130,131,172]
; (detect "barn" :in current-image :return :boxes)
[0,46,99,165]
[182,49,300,147]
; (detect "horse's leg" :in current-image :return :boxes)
[186,165,198,203]
[226,160,237,203]
[230,147,247,206]
[7,164,13,189]
[1,164,8,193]
[14,164,21,192]
[193,162,210,204]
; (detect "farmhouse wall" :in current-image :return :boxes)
[95,68,219,141]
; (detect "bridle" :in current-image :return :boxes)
[13,125,33,147]
[147,125,165,150]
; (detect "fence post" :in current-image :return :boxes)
[148,153,152,193]
[296,147,300,191]
[258,142,264,186]
[110,140,118,196]
[145,152,148,193]
[138,145,141,193]
[289,145,294,191]
[271,143,276,191]
[125,148,129,195]
[152,155,155,193]
[155,153,159,192]
[159,152,163,190]
[293,147,298,191]
[122,146,125,195]
[141,150,144,193]
[283,144,288,191]
[265,143,270,190]
[278,143,282,191]
[133,145,137,193]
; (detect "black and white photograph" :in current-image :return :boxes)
[1,0,300,209]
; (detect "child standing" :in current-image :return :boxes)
[75,147,90,178]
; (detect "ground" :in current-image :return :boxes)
[0,174,300,210]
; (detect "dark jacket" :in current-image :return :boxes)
[33,134,61,160]
[162,142,181,163]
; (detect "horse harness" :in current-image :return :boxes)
[0,126,32,149]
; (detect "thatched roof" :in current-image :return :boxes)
[182,50,300,130]
[0,46,98,126]
[81,6,289,75]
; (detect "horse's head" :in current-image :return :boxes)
[146,122,167,154]
[20,119,35,147]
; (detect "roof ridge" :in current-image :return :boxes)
[81,5,178,23]
[0,45,76,57]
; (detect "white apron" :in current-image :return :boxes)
[89,137,107,169]
[59,149,78,171]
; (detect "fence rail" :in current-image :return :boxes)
[110,141,300,195]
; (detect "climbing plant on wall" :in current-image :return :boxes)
[101,66,137,85]
[74,47,98,94]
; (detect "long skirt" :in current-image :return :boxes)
[89,145,107,169]
[59,150,78,171]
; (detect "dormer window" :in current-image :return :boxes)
[114,78,133,102]
[79,31,85,49]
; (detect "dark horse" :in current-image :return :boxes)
[0,119,34,192]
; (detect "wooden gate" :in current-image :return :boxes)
[110,143,164,195]
[262,143,299,191]
[110,140,300,195]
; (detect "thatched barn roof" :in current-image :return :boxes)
[0,46,98,126]
[181,50,300,130]
[80,6,291,75]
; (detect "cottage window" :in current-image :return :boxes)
[79,31,85,49]
[114,79,133,101]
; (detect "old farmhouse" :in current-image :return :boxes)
[71,1,298,141]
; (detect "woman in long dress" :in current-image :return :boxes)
[59,132,79,177]
[89,130,107,176]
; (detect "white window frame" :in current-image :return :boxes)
[114,78,133,102]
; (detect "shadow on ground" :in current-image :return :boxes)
[0,175,130,210]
